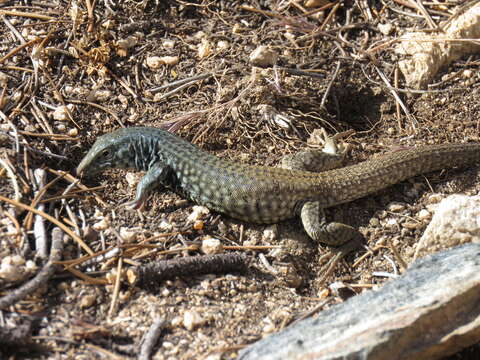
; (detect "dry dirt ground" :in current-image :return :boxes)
[0,0,480,359]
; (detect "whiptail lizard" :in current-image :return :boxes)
[76,127,480,257]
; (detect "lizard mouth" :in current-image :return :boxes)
[76,159,96,177]
[76,155,92,176]
[76,159,112,177]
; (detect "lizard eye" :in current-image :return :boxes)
[101,149,111,157]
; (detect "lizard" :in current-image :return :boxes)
[76,126,480,263]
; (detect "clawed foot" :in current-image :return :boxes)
[316,239,363,286]
[118,196,146,211]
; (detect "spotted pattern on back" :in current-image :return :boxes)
[79,127,480,224]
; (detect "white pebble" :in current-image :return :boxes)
[378,23,394,35]
[119,227,137,243]
[249,46,278,67]
[388,203,405,212]
[52,104,74,121]
[145,55,179,69]
[183,310,204,331]
[201,238,223,254]
[187,206,210,222]
[92,217,110,231]
[417,209,431,221]
[198,39,212,59]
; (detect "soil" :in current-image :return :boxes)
[0,1,479,359]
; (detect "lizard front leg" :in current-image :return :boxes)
[125,162,171,209]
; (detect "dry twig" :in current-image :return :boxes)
[131,253,248,287]
[0,227,64,310]
[139,317,166,360]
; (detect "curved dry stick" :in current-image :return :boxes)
[139,317,166,360]
[0,158,21,201]
[0,227,64,309]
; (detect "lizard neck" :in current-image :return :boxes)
[120,134,165,171]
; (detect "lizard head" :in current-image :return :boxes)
[76,128,137,176]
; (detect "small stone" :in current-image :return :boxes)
[462,69,473,79]
[161,288,171,297]
[198,39,212,59]
[283,32,296,42]
[171,316,183,327]
[118,94,128,106]
[183,309,204,331]
[249,46,278,67]
[193,220,204,230]
[305,0,329,7]
[262,319,276,334]
[427,194,444,204]
[0,72,8,87]
[79,294,96,308]
[119,227,137,243]
[0,262,24,282]
[417,209,431,221]
[11,255,25,265]
[116,35,138,56]
[281,265,303,288]
[403,221,420,230]
[193,31,206,39]
[162,341,174,349]
[163,39,175,48]
[159,221,173,231]
[52,104,74,121]
[378,23,394,35]
[25,260,37,272]
[217,40,229,51]
[125,172,140,187]
[388,203,405,212]
[232,24,243,34]
[89,89,112,102]
[145,55,179,69]
[68,128,78,137]
[126,269,138,285]
[262,227,277,242]
[187,206,210,222]
[377,210,388,219]
[416,195,480,258]
[201,238,223,255]
[386,218,398,228]
[92,217,109,231]
[106,269,119,284]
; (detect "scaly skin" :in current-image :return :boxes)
[77,127,480,249]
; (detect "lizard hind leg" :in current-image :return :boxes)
[300,201,364,283]
[300,201,362,246]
